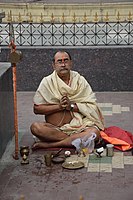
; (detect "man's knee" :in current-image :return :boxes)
[30,122,41,135]
[88,127,100,141]
[93,128,100,141]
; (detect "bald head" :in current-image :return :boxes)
[53,51,72,63]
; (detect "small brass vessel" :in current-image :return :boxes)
[20,146,30,165]
[44,153,52,167]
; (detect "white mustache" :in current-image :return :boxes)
[60,68,68,71]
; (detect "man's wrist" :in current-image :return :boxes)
[59,104,66,110]
[65,103,75,111]
[70,103,75,111]
[59,103,75,111]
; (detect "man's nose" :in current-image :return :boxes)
[61,62,65,66]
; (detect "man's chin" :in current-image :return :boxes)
[60,69,69,74]
[57,69,70,77]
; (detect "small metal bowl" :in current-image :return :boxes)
[52,156,65,164]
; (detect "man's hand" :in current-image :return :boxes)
[59,94,71,110]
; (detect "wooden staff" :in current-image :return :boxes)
[9,40,21,160]
[12,63,19,159]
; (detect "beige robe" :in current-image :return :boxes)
[34,70,104,135]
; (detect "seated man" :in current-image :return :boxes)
[30,51,104,150]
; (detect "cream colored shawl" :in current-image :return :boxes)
[34,70,104,134]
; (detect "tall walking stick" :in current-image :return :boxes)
[9,40,22,160]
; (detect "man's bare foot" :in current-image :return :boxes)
[31,141,50,151]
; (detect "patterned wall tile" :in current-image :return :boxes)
[87,163,100,172]
[112,152,124,168]
[98,103,130,116]
[124,156,133,165]
[100,163,112,173]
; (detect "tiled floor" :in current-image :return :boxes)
[65,150,133,173]
[0,92,133,200]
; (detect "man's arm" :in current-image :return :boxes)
[34,95,79,115]
[34,104,63,115]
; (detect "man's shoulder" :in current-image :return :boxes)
[41,73,53,82]
[71,70,85,80]
[71,70,80,77]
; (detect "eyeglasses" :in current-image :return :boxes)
[55,59,70,65]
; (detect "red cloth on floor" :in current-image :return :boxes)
[100,126,133,151]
